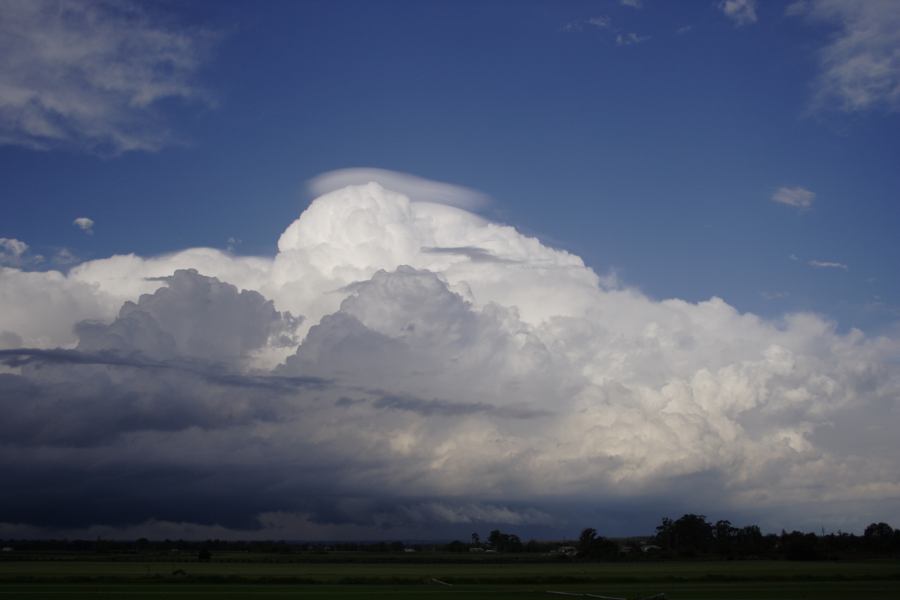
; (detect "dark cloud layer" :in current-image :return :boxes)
[0,268,575,536]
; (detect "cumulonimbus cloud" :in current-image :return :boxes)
[1,172,898,539]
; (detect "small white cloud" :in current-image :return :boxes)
[789,0,900,113]
[772,186,816,209]
[0,237,27,257]
[0,237,44,269]
[73,217,94,235]
[561,16,611,33]
[587,16,611,29]
[676,25,694,34]
[718,0,758,26]
[620,0,643,8]
[809,260,848,270]
[616,32,651,46]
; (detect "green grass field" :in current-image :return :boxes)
[1,558,898,599]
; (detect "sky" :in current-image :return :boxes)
[0,0,899,541]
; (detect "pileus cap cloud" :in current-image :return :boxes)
[307,167,492,210]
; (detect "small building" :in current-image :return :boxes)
[554,545,578,557]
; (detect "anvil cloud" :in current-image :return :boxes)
[1,180,899,539]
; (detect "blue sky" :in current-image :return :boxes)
[2,0,900,539]
[3,0,898,332]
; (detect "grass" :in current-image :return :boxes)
[0,558,898,598]
[2,582,900,599]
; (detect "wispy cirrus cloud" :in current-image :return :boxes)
[0,0,218,154]
[561,15,649,48]
[809,259,848,270]
[587,16,611,29]
[616,32,651,46]
[789,0,900,113]
[772,186,816,209]
[562,16,611,33]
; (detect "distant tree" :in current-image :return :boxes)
[487,529,524,552]
[471,532,480,547]
[655,514,714,556]
[864,522,893,539]
[735,525,764,557]
[488,529,502,548]
[578,528,599,555]
[714,520,737,540]
[713,520,738,556]
[863,522,895,552]
[781,530,820,561]
[197,547,211,562]
[576,527,618,560]
[524,539,551,553]
[655,518,675,550]
[506,534,523,553]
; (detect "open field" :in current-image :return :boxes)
[1,581,900,600]
[1,559,899,599]
[2,558,900,583]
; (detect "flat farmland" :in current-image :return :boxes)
[0,558,898,599]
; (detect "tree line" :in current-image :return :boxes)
[646,514,900,560]
[459,516,900,560]
[2,517,898,561]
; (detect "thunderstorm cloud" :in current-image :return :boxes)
[1,177,899,539]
